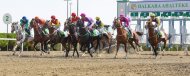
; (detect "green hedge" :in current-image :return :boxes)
[0,33,61,51]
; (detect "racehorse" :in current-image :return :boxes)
[11,22,34,56]
[112,18,129,59]
[76,19,100,57]
[128,30,144,52]
[112,18,143,53]
[64,19,79,57]
[146,20,172,58]
[29,19,50,55]
[46,20,69,54]
[93,25,113,53]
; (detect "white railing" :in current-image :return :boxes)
[0,38,22,51]
[0,38,16,40]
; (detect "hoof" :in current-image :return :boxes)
[125,56,128,59]
[153,56,157,59]
[47,51,50,54]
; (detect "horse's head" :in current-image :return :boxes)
[76,19,84,28]
[45,20,51,28]
[30,18,38,29]
[112,18,121,29]
[11,22,19,33]
[63,18,72,31]
[146,20,154,29]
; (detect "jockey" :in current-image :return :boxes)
[146,13,161,38]
[95,17,105,34]
[50,15,64,37]
[50,15,61,29]
[80,13,94,31]
[119,14,132,38]
[34,16,48,35]
[71,12,80,24]
[20,16,30,36]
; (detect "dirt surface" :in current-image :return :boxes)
[0,51,190,76]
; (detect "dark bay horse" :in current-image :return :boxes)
[64,19,80,57]
[76,19,101,57]
[113,18,129,59]
[46,20,69,54]
[30,19,50,55]
[146,21,172,58]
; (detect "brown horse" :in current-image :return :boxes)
[124,29,144,52]
[146,20,172,58]
[94,25,114,54]
[112,18,143,53]
[113,18,129,59]
[30,19,50,55]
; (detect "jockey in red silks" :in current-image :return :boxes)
[80,13,94,30]
[71,12,80,24]
[119,14,132,38]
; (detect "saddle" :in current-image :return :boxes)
[57,30,65,37]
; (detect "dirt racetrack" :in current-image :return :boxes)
[0,51,190,76]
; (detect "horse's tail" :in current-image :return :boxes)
[136,31,143,36]
[167,34,172,40]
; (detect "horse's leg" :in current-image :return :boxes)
[72,45,76,57]
[40,43,44,56]
[80,44,85,56]
[87,43,93,57]
[12,43,18,55]
[62,43,69,57]
[153,44,159,59]
[74,43,79,57]
[18,41,24,57]
[33,41,38,51]
[51,43,56,51]
[128,39,138,54]
[124,43,128,59]
[129,39,135,50]
[134,39,143,52]
[95,36,101,57]
[162,40,167,55]
[107,38,112,54]
[44,41,49,54]
[114,43,120,59]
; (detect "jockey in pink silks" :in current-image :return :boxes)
[119,14,133,38]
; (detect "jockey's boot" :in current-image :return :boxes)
[25,29,31,36]
[43,30,48,36]
[158,31,162,42]
[58,30,64,37]
[88,30,92,36]
[128,29,133,39]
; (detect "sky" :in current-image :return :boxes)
[0,0,119,33]
[0,0,189,44]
